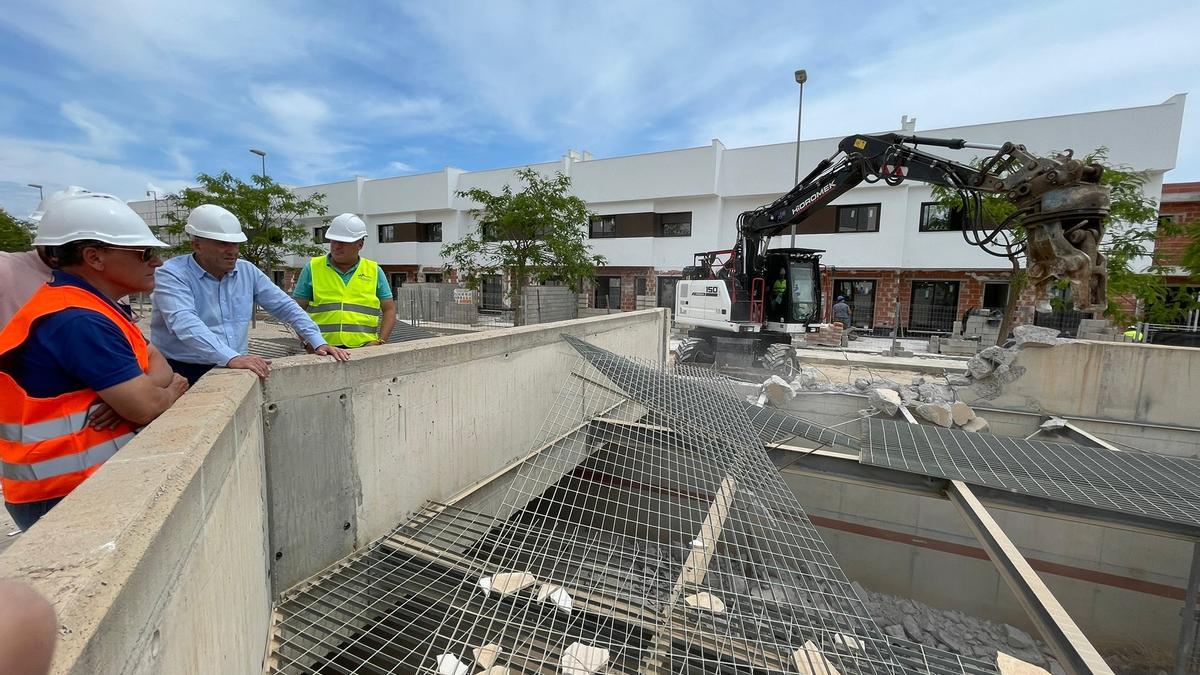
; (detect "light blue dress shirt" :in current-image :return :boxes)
[151,255,327,366]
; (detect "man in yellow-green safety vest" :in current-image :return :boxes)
[293,214,397,348]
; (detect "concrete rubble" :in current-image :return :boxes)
[852,583,1069,674]
[915,402,954,428]
[1013,325,1063,347]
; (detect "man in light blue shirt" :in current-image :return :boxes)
[151,205,350,384]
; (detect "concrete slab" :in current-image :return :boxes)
[798,349,968,375]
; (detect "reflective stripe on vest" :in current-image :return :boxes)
[307,255,382,348]
[0,285,149,504]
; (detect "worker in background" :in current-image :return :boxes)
[0,192,188,530]
[771,267,788,318]
[151,205,350,385]
[832,295,853,327]
[1123,325,1144,342]
[293,214,396,348]
[0,187,96,326]
[0,580,56,675]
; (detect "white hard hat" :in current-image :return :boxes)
[34,192,168,248]
[185,204,247,243]
[326,213,367,242]
[29,185,93,223]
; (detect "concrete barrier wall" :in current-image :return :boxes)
[785,471,1192,652]
[260,308,668,593]
[0,372,271,675]
[0,309,666,674]
[987,340,1200,431]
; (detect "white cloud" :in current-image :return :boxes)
[59,102,133,158]
[387,161,416,173]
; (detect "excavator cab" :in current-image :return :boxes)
[762,249,823,331]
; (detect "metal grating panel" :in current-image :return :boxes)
[861,418,1200,529]
[268,337,994,674]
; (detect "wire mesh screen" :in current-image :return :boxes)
[861,418,1200,530]
[270,337,994,675]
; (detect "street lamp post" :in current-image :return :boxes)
[248,148,268,327]
[789,69,807,249]
[27,183,43,201]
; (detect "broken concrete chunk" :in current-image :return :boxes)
[916,402,954,428]
[792,640,842,675]
[966,354,996,378]
[947,374,972,387]
[868,388,902,415]
[961,416,990,433]
[560,642,609,675]
[484,571,537,596]
[1039,417,1068,430]
[473,644,502,669]
[763,375,795,406]
[898,386,919,404]
[853,377,871,391]
[951,401,976,426]
[978,345,1017,367]
[917,382,953,404]
[536,584,574,613]
[434,654,469,675]
[684,591,726,613]
[1013,325,1060,347]
[832,633,864,651]
[996,651,1051,675]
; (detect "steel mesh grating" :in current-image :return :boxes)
[861,418,1200,529]
[268,337,995,674]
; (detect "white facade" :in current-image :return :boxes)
[128,95,1186,274]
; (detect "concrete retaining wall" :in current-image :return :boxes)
[260,308,668,593]
[987,340,1200,432]
[779,392,1197,653]
[0,309,667,674]
[0,373,271,675]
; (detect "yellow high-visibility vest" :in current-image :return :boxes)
[307,255,382,348]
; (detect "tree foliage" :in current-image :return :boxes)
[441,168,605,325]
[162,171,327,271]
[0,207,33,252]
[934,147,1187,337]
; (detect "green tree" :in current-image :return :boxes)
[0,207,33,252]
[934,148,1180,343]
[442,168,605,325]
[162,171,327,271]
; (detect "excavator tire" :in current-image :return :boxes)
[675,337,713,365]
[762,343,798,378]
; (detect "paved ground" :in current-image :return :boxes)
[0,494,19,555]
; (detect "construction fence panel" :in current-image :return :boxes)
[521,286,578,325]
[396,283,579,328]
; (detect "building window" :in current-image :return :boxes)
[657,277,680,309]
[832,279,876,328]
[424,273,443,284]
[590,216,616,238]
[313,226,329,243]
[422,222,442,242]
[272,270,286,288]
[378,223,399,243]
[657,212,692,237]
[909,280,960,333]
[982,282,1009,310]
[635,277,648,296]
[919,202,963,232]
[836,204,880,232]
[390,273,406,292]
[594,276,622,310]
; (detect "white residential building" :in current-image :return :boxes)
[130,94,1186,333]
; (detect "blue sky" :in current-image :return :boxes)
[1,0,1197,218]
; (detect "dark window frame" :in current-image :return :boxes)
[313,225,329,243]
[919,201,963,232]
[594,276,622,309]
[590,216,617,239]
[656,211,692,237]
[836,203,881,233]
[424,273,443,284]
[378,223,400,243]
[421,222,442,243]
[982,282,1010,310]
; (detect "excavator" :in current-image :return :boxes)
[674,132,1111,365]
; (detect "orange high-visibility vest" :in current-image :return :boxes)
[0,284,149,504]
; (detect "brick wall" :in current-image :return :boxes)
[1156,181,1200,268]
[825,268,1021,331]
[591,266,684,310]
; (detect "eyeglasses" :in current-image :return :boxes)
[99,246,163,262]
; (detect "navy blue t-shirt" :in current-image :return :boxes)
[2,271,144,398]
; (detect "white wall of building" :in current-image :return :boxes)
[127,95,1186,274]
